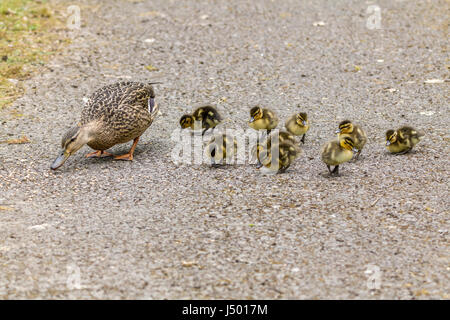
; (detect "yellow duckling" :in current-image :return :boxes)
[285,111,310,144]
[336,120,367,159]
[321,136,358,175]
[259,141,301,174]
[248,106,279,132]
[385,126,424,154]
[180,105,222,135]
[205,133,237,167]
[252,130,296,168]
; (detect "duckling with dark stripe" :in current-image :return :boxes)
[205,133,237,167]
[386,126,424,154]
[180,105,222,136]
[285,111,310,144]
[336,120,367,160]
[321,136,358,176]
[248,106,279,132]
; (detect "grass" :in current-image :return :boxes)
[0,0,69,109]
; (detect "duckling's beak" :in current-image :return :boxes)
[302,120,307,126]
[385,141,391,146]
[249,117,255,123]
[352,147,359,153]
[335,129,341,134]
[51,150,70,170]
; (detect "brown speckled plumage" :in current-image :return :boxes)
[80,81,157,150]
[50,81,159,170]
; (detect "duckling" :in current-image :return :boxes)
[321,136,358,176]
[248,106,279,132]
[205,133,237,167]
[285,111,310,144]
[259,141,301,174]
[385,126,424,154]
[252,130,296,168]
[180,105,222,135]
[335,120,367,159]
[51,81,160,170]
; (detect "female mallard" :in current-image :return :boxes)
[51,81,160,170]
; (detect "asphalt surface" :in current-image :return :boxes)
[0,0,449,299]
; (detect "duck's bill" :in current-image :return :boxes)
[386,141,391,146]
[51,150,70,170]
[249,117,255,123]
[302,120,307,126]
[352,147,359,153]
[335,129,341,134]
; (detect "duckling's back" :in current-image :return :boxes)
[398,126,424,146]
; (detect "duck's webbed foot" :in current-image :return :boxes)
[86,150,112,158]
[114,137,140,161]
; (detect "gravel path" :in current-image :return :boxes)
[0,0,448,299]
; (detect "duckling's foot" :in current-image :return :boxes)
[396,149,411,155]
[86,150,112,158]
[300,134,306,144]
[114,137,139,161]
[331,165,339,176]
[327,165,333,174]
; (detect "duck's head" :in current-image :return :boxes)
[336,120,353,134]
[249,106,263,123]
[51,125,91,170]
[340,136,358,153]
[180,114,194,129]
[296,112,308,126]
[385,129,397,146]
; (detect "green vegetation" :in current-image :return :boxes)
[0,0,68,109]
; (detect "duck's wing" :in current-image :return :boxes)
[81,82,155,124]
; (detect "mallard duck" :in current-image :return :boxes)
[180,105,222,135]
[50,81,160,170]
[259,141,301,174]
[321,136,358,175]
[252,130,296,168]
[248,106,279,132]
[285,111,310,144]
[385,126,424,154]
[336,120,367,159]
[205,133,237,167]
